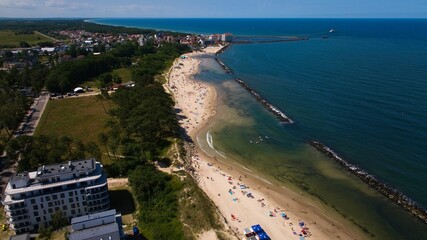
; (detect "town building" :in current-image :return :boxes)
[221,33,233,42]
[1,158,109,234]
[69,209,125,240]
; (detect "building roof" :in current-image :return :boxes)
[9,233,30,240]
[4,159,102,197]
[71,209,117,225]
[36,158,96,179]
[69,222,119,240]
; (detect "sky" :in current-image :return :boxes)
[0,0,426,18]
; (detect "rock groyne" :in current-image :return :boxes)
[309,140,427,224]
[234,78,294,124]
[215,47,293,124]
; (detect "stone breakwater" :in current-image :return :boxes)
[309,140,427,224]
[215,48,294,124]
[234,78,294,124]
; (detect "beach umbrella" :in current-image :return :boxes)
[251,224,263,234]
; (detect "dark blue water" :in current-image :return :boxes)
[90,18,427,237]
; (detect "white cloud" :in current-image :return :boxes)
[0,0,36,9]
[44,0,90,11]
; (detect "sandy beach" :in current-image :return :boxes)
[166,45,363,240]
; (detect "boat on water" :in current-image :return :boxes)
[329,28,337,33]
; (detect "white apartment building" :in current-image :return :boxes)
[2,158,110,234]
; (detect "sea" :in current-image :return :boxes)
[89,18,427,239]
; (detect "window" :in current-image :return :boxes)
[36,217,41,222]
[60,193,65,198]
[62,205,68,211]
[34,211,39,216]
[71,203,75,208]
[69,198,74,203]
[48,202,53,207]
[32,205,38,210]
[30,199,36,204]
[71,210,75,215]
[45,196,50,201]
[40,203,44,208]
[53,194,58,200]
[69,192,73,197]
[48,208,53,213]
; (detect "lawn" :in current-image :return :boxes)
[34,96,113,161]
[0,31,52,48]
[112,68,132,83]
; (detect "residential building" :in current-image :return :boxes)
[221,33,233,42]
[69,209,125,240]
[2,158,109,234]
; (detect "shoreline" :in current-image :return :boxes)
[167,45,364,240]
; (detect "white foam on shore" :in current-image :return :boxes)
[215,150,227,159]
[241,166,253,172]
[206,131,215,150]
[255,175,273,185]
[196,135,214,158]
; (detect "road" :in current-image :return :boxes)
[20,92,50,136]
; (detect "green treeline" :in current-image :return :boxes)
[5,135,101,172]
[46,55,119,93]
[0,19,185,37]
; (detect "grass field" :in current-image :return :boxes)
[34,96,113,162]
[112,68,132,83]
[0,31,52,48]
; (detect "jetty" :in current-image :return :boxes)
[309,140,427,224]
[215,46,294,124]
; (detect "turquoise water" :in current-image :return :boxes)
[90,19,427,239]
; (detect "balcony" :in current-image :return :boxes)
[6,209,28,218]
[5,204,27,212]
[87,195,109,207]
[8,215,29,224]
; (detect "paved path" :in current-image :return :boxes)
[20,92,50,136]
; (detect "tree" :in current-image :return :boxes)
[98,132,111,161]
[86,141,102,161]
[51,211,69,229]
[39,226,53,240]
[99,73,113,89]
